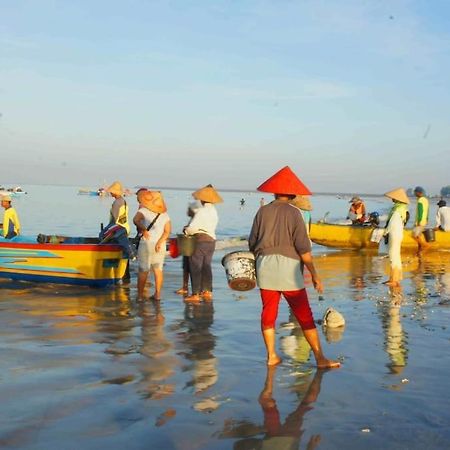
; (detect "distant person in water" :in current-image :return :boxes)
[382,188,410,287]
[259,197,265,207]
[434,200,450,232]
[347,196,366,224]
[1,195,21,239]
[184,184,223,302]
[248,166,340,369]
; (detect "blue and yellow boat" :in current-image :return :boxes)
[0,236,128,287]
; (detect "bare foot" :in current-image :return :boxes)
[201,291,213,300]
[317,359,341,369]
[184,294,201,302]
[267,356,282,366]
[175,288,188,295]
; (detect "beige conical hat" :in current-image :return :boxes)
[137,190,167,213]
[106,181,124,196]
[384,188,409,204]
[290,195,312,211]
[192,184,223,204]
[1,195,12,202]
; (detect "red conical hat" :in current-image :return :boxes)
[257,166,312,195]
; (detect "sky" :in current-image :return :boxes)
[1,0,450,194]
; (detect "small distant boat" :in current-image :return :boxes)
[0,236,128,287]
[0,186,27,197]
[78,187,108,196]
[310,223,450,252]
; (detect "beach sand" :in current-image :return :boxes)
[1,248,450,449]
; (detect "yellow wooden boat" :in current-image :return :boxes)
[310,223,450,252]
[0,236,128,287]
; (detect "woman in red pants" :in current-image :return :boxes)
[248,166,340,369]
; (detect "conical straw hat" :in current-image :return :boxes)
[138,190,167,213]
[384,188,410,204]
[290,195,312,211]
[106,181,124,196]
[192,184,223,204]
[257,166,312,195]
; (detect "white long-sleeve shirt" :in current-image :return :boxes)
[436,206,450,231]
[184,203,218,240]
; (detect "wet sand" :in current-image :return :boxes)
[1,248,450,449]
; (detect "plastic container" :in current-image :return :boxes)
[177,234,196,256]
[168,237,180,258]
[423,228,436,242]
[221,251,256,291]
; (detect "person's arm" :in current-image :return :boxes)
[300,252,323,293]
[155,220,171,252]
[133,211,150,239]
[248,214,260,252]
[416,201,424,226]
[184,209,203,235]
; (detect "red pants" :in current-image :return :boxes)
[260,288,316,330]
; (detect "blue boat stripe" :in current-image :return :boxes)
[0,264,80,274]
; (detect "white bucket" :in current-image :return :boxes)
[221,251,256,291]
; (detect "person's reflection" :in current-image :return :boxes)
[182,302,218,411]
[379,287,408,375]
[137,300,175,399]
[230,366,324,450]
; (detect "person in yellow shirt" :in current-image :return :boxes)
[100,181,136,260]
[1,195,21,239]
[412,186,429,252]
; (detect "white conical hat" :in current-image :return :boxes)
[384,188,410,204]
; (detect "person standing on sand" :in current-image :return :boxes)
[382,188,410,287]
[184,184,222,302]
[412,186,429,252]
[248,166,340,369]
[133,190,171,301]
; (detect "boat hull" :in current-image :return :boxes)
[0,241,128,287]
[310,223,450,252]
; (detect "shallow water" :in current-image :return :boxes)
[1,186,449,449]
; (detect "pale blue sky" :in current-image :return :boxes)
[1,0,449,193]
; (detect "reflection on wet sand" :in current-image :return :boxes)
[136,300,176,401]
[219,366,326,450]
[176,301,218,412]
[378,287,408,375]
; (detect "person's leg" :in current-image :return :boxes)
[152,267,163,300]
[260,289,282,366]
[176,256,190,294]
[200,241,215,299]
[185,245,204,301]
[137,271,149,300]
[385,239,402,287]
[284,289,340,369]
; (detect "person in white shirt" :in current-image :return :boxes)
[184,184,223,302]
[434,200,450,232]
[133,190,171,301]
